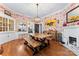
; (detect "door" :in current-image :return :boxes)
[35,24,39,33]
[39,24,42,33]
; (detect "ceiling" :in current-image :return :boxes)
[4,3,68,18]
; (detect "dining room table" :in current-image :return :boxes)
[24,36,42,48]
[31,33,52,40]
[31,33,53,46]
[24,33,52,55]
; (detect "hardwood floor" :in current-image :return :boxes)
[0,39,33,56]
[0,39,76,56]
[35,40,76,56]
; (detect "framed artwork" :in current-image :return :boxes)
[66,5,79,23]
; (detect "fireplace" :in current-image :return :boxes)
[62,25,79,55]
[69,36,77,46]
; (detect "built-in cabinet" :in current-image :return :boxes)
[0,14,16,45]
[0,7,29,45]
[0,17,14,32]
[0,15,28,45]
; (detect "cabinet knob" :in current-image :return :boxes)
[8,35,9,37]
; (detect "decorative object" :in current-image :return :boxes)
[45,19,57,27]
[47,22,54,26]
[4,10,11,16]
[63,22,67,26]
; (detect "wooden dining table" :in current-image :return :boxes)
[24,36,42,55]
[24,33,52,48]
[30,33,52,46]
[32,33,52,40]
[24,37,41,48]
[23,33,52,55]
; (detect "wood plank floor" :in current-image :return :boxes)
[0,39,76,56]
[35,40,76,56]
[1,39,33,56]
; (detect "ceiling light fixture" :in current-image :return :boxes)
[34,3,41,21]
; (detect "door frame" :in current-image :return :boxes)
[34,23,43,34]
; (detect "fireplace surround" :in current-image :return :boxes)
[62,25,79,55]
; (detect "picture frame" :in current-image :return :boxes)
[66,5,79,23]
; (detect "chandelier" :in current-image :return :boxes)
[34,3,41,21]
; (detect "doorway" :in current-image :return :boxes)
[35,24,39,33]
[34,24,42,33]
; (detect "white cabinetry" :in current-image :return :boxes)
[0,32,17,44]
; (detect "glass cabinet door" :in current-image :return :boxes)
[0,17,3,31]
[5,18,8,31]
[9,19,14,31]
[0,17,2,26]
[0,16,14,32]
[3,18,5,31]
[3,18,8,31]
